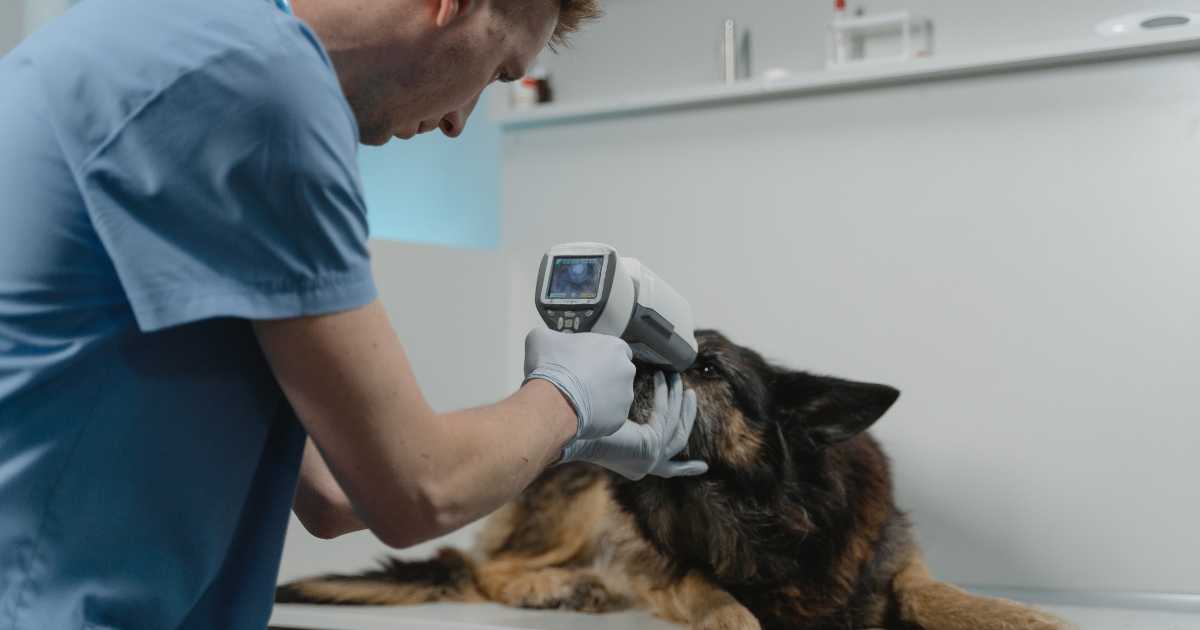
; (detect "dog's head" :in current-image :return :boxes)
[619,329,900,583]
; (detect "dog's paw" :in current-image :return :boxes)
[491,569,625,613]
[561,574,628,613]
[492,570,566,609]
[693,604,762,630]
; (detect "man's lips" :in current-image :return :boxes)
[393,121,437,140]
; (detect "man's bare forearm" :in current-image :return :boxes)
[256,300,580,549]
[341,380,579,548]
[294,439,366,539]
[415,379,577,535]
[293,380,576,545]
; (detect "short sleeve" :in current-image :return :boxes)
[79,33,376,332]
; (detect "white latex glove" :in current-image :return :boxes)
[560,371,708,480]
[523,327,635,441]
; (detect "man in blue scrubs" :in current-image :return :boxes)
[0,0,707,628]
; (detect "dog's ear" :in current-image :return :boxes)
[772,372,900,447]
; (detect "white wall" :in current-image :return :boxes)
[539,0,1200,103]
[499,51,1200,594]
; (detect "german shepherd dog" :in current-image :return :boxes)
[277,330,1068,630]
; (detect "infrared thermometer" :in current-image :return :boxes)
[535,243,697,372]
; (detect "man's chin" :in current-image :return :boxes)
[357,126,407,146]
[391,129,417,142]
[358,133,391,146]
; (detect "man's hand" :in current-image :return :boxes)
[560,371,708,480]
[523,327,636,441]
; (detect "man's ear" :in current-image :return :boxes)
[773,372,900,447]
[434,0,472,27]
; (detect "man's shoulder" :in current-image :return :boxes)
[149,0,342,102]
[17,0,353,166]
[19,0,294,68]
[26,0,338,106]
[171,0,352,139]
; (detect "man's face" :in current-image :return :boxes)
[337,0,558,145]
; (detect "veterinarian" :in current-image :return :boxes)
[0,0,707,627]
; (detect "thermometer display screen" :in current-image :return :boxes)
[547,256,604,300]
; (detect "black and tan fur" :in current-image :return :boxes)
[277,330,1069,630]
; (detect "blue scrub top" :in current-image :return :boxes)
[0,0,377,627]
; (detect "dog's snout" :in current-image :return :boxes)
[630,365,660,425]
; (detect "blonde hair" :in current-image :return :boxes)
[552,0,601,46]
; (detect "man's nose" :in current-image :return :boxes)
[439,93,482,138]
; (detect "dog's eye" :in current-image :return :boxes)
[693,361,721,379]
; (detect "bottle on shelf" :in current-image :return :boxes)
[510,66,553,110]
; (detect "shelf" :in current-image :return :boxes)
[495,29,1200,130]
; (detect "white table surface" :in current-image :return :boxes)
[270,603,677,630]
[271,602,1200,630]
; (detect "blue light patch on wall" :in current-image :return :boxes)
[357,91,500,249]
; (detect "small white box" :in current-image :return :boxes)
[828,10,934,67]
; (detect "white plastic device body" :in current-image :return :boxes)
[535,242,698,372]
